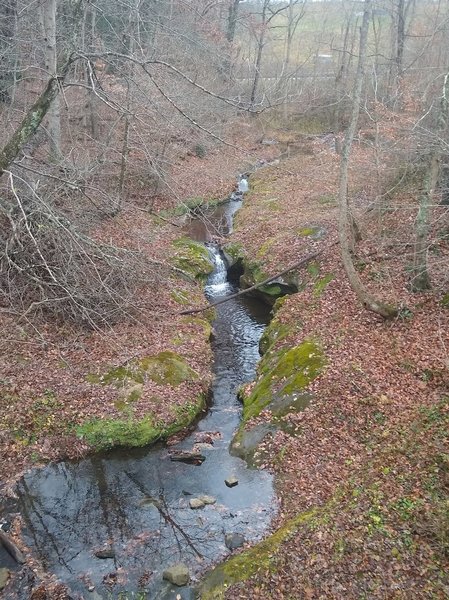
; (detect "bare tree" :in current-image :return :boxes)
[338,0,397,319]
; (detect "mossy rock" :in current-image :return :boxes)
[242,339,325,422]
[313,273,334,298]
[77,394,206,450]
[259,316,300,354]
[172,237,214,281]
[297,225,327,240]
[171,289,191,305]
[140,351,198,386]
[198,509,316,599]
[181,316,213,341]
[88,351,198,389]
[230,422,277,464]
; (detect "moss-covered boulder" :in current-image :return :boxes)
[231,339,323,462]
[223,242,245,282]
[259,313,301,355]
[172,237,214,281]
[242,339,325,422]
[80,351,202,449]
[77,394,206,450]
[140,351,198,386]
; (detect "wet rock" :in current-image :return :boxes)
[225,476,238,488]
[169,451,206,465]
[162,563,190,586]
[225,533,245,550]
[0,568,9,591]
[189,498,205,509]
[95,548,115,559]
[194,432,219,444]
[198,495,216,505]
[230,423,277,463]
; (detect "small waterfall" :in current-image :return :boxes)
[206,244,231,295]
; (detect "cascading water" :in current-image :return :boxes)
[3,198,276,600]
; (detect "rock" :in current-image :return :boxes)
[95,548,115,559]
[194,432,217,444]
[0,531,25,564]
[198,495,216,505]
[230,423,277,464]
[225,476,238,488]
[169,451,206,465]
[189,498,205,509]
[0,568,9,591]
[225,533,245,550]
[162,563,190,587]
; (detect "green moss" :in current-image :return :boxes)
[224,242,244,262]
[441,293,449,308]
[88,351,198,390]
[259,317,299,354]
[140,351,198,386]
[172,237,214,281]
[256,238,276,259]
[242,339,325,421]
[298,226,316,236]
[171,289,191,305]
[199,509,317,599]
[313,273,334,298]
[77,393,206,450]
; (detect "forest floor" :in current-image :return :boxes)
[1,115,449,599]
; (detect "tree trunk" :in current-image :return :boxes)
[250,1,268,112]
[0,0,17,104]
[411,72,449,290]
[227,0,241,43]
[0,59,71,176]
[40,0,62,161]
[338,0,397,319]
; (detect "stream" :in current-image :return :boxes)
[2,196,276,599]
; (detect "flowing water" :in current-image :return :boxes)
[2,198,276,599]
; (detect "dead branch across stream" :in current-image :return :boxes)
[179,248,324,316]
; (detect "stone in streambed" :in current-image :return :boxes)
[198,494,216,505]
[0,568,10,591]
[189,498,205,509]
[95,548,115,559]
[225,533,245,550]
[162,563,190,586]
[225,476,238,488]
